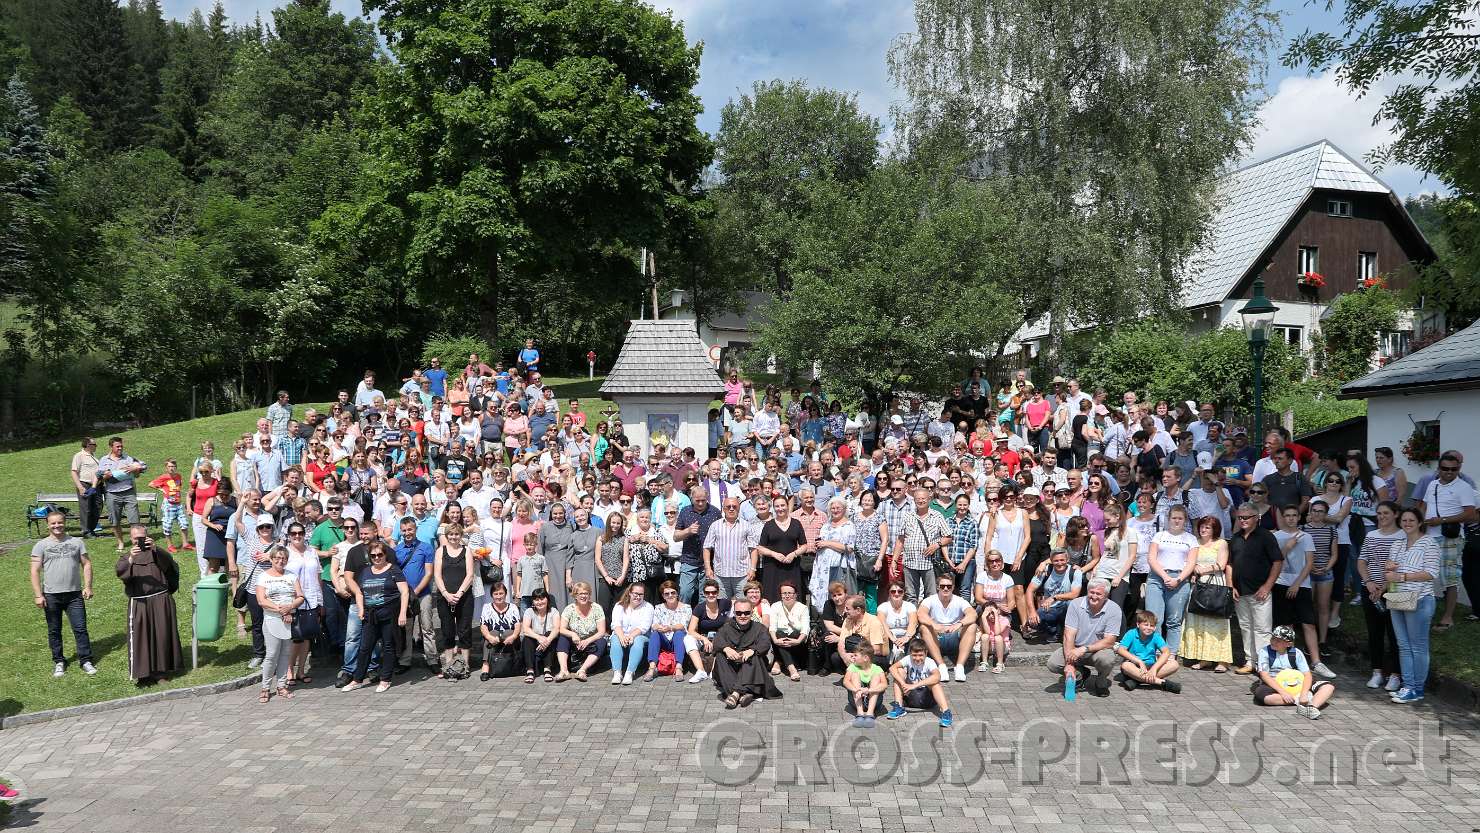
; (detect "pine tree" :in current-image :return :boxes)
[0,71,53,293]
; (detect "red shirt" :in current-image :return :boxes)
[997,450,1022,476]
[611,463,646,497]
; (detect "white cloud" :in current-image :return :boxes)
[1247,70,1439,198]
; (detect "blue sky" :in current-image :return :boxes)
[163,0,1436,197]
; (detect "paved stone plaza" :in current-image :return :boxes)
[1,661,1476,832]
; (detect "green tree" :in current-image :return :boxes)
[154,6,234,175]
[1405,194,1480,331]
[713,80,880,294]
[890,0,1278,364]
[1080,320,1302,407]
[358,0,711,347]
[1286,0,1480,195]
[1316,285,1401,381]
[753,158,1022,412]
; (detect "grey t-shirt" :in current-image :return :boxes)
[1064,597,1123,649]
[31,536,87,594]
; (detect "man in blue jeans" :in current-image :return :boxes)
[31,510,97,677]
[674,486,720,607]
[336,520,384,687]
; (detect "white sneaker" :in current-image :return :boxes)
[621,671,633,685]
[1329,611,1342,629]
[688,670,709,684]
[1312,662,1336,679]
[954,664,967,682]
[1385,675,1402,692]
[52,662,65,678]
[1367,670,1385,689]
[81,661,97,676]
[1296,703,1322,720]
[611,670,622,685]
[977,661,989,673]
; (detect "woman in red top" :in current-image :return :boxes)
[305,444,336,493]
[447,377,470,418]
[188,463,220,561]
[1022,386,1052,454]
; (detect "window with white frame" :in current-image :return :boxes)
[1327,199,1352,217]
[1379,330,1410,358]
[1272,325,1303,348]
[1358,251,1378,280]
[1298,246,1319,275]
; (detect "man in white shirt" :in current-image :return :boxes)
[753,399,781,458]
[1416,451,1478,630]
[1251,431,1301,483]
[458,470,497,514]
[917,574,978,681]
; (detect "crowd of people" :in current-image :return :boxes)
[38,350,1478,725]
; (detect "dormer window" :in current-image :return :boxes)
[1327,199,1352,217]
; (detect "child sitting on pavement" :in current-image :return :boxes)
[886,638,954,727]
[1115,609,1182,693]
[1252,624,1335,720]
[843,642,888,728]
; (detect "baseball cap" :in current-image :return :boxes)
[256,518,275,529]
[1271,625,1297,643]
[890,415,904,425]
[1020,487,1040,498]
[1196,451,1214,469]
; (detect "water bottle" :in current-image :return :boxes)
[1065,672,1077,701]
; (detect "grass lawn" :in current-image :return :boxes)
[1332,597,1480,688]
[0,376,610,716]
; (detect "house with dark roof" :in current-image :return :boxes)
[1340,321,1480,483]
[601,319,725,458]
[1013,139,1441,359]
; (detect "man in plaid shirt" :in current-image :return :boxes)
[279,421,307,468]
[944,494,980,597]
[901,396,931,438]
[893,486,953,603]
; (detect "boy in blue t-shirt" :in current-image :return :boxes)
[1115,609,1182,693]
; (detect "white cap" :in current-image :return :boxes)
[1197,451,1214,470]
[890,415,904,425]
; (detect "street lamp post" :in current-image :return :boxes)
[1239,278,1279,444]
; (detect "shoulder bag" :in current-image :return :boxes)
[1188,578,1234,618]
[233,561,264,612]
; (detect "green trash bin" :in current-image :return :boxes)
[193,572,229,643]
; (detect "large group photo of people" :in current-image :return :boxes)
[37,345,1479,731]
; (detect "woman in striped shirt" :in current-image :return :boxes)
[1384,507,1442,704]
[1354,502,1403,694]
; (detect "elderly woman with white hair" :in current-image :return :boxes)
[811,497,858,603]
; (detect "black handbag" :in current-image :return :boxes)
[487,648,522,678]
[1189,581,1234,618]
[233,562,263,612]
[291,606,321,641]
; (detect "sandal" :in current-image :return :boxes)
[259,690,271,704]
[524,674,535,684]
[298,674,312,685]
[543,672,555,682]
[1189,662,1207,671]
[724,692,742,709]
[789,670,802,682]
[1213,664,1228,673]
[574,671,588,682]
[276,686,292,700]
[1434,622,1453,632]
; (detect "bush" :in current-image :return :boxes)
[421,334,492,372]
[1317,287,1400,382]
[1271,377,1366,436]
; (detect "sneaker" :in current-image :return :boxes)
[1389,687,1413,702]
[938,709,953,728]
[1162,679,1182,694]
[1329,611,1342,630]
[1295,703,1322,720]
[851,715,870,728]
[81,661,97,676]
[621,671,633,686]
[1385,675,1402,692]
[977,661,989,673]
[1121,677,1139,691]
[334,672,351,688]
[1312,662,1336,680]
[993,662,1005,674]
[1392,689,1424,704]
[886,703,906,720]
[52,662,65,678]
[611,670,622,685]
[953,664,967,682]
[1367,670,1385,689]
[0,783,18,799]
[688,670,709,684]
[248,657,263,670]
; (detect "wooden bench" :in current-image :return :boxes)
[28,492,159,537]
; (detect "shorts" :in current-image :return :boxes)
[105,490,139,526]
[161,502,187,532]
[903,687,936,710]
[1273,584,1316,627]
[1311,571,1334,584]
[1438,537,1463,588]
[977,605,1013,645]
[1253,678,1333,705]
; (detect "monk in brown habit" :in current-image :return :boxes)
[116,524,182,684]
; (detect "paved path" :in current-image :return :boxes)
[1,660,1476,832]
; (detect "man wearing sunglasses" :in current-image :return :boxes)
[1414,452,1477,631]
[1228,502,1284,674]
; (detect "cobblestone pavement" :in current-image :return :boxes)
[1,659,1476,832]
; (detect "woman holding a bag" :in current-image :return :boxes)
[282,522,323,685]
[767,582,810,681]
[852,491,888,612]
[1385,507,1442,704]
[642,579,692,681]
[1180,516,1233,672]
[1356,501,1403,691]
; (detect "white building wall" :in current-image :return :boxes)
[610,396,714,460]
[1365,389,1480,488]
